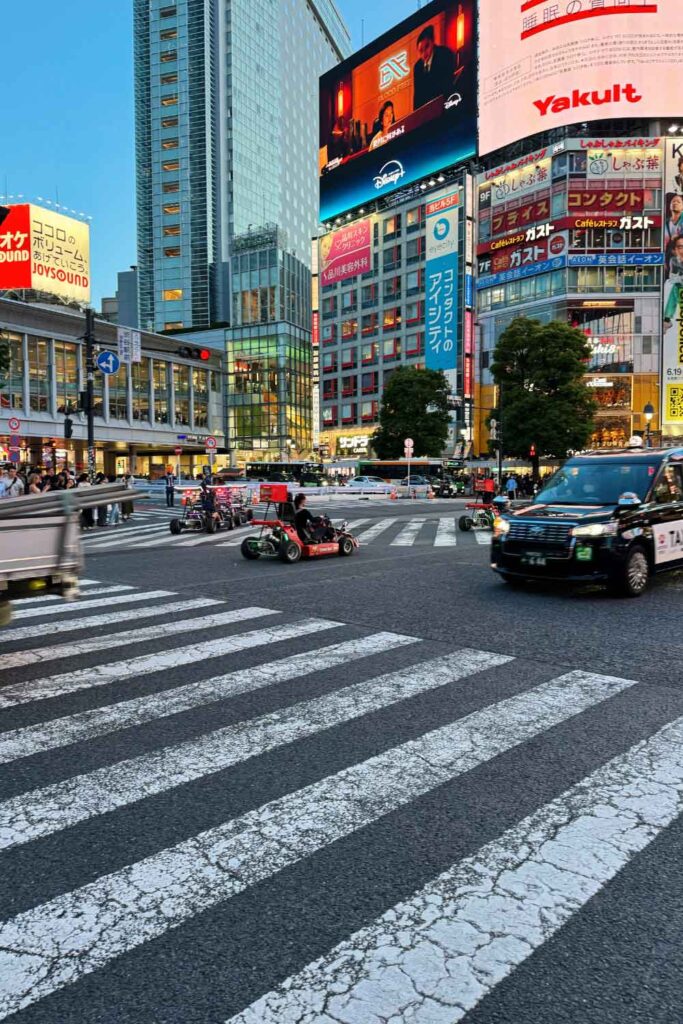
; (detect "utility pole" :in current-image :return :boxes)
[497,381,504,494]
[85,308,96,481]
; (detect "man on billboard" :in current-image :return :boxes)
[413,24,455,111]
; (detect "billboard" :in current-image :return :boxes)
[319,219,372,286]
[662,140,683,432]
[319,0,476,222]
[479,3,683,157]
[0,203,90,303]
[425,189,460,371]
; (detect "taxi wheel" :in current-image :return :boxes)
[169,519,182,535]
[608,544,650,598]
[279,540,302,564]
[240,538,261,560]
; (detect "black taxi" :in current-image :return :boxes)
[491,444,683,597]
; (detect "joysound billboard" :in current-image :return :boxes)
[479,1,682,157]
[319,0,476,222]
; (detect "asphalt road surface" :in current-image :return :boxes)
[1,500,682,1023]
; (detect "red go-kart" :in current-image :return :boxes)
[240,484,359,564]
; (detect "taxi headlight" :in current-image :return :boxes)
[571,522,617,539]
[493,517,511,538]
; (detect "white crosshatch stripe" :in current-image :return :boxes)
[10,585,132,606]
[0,649,514,851]
[391,519,427,546]
[12,590,172,620]
[434,517,457,546]
[354,518,395,543]
[0,615,342,710]
[0,631,412,765]
[0,669,636,1018]
[0,598,220,646]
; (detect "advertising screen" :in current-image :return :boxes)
[425,189,461,371]
[0,203,90,303]
[479,2,683,157]
[662,139,683,432]
[319,0,476,222]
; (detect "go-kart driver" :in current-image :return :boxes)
[294,493,332,544]
[199,481,220,526]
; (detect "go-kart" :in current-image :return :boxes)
[240,484,359,564]
[170,486,253,535]
[458,496,509,532]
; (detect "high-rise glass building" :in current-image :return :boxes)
[134,0,350,335]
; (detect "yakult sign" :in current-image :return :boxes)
[479,2,681,156]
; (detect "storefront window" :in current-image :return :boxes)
[132,359,151,422]
[153,360,169,424]
[0,331,24,411]
[28,336,51,413]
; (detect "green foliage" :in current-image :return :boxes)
[371,367,450,459]
[490,317,597,464]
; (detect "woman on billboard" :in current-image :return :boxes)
[369,101,396,151]
[665,194,683,246]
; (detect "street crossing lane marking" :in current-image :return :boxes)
[12,590,174,621]
[229,712,683,1024]
[0,649,511,851]
[475,530,492,545]
[82,523,173,543]
[0,670,638,1018]
[214,520,373,548]
[0,608,277,672]
[0,598,221,646]
[0,616,342,710]
[354,518,396,544]
[0,632,413,765]
[10,585,133,607]
[434,517,457,546]
[390,518,427,546]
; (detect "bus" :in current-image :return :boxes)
[356,459,448,484]
[243,461,325,485]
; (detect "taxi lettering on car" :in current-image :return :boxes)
[491,442,683,597]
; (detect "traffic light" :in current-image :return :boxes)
[64,416,74,440]
[529,443,537,458]
[178,346,211,361]
[79,390,90,413]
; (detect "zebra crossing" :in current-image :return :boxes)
[81,513,493,554]
[0,580,680,1020]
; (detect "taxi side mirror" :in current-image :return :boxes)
[617,492,641,508]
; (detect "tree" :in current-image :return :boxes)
[371,367,450,459]
[490,317,597,481]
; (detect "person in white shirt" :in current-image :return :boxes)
[3,467,25,498]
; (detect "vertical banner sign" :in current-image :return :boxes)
[311,238,321,448]
[463,310,474,401]
[662,140,683,433]
[117,327,142,364]
[425,189,460,372]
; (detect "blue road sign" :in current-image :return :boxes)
[9,450,20,464]
[96,351,120,375]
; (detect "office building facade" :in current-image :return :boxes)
[133,0,350,335]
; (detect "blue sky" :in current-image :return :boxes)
[0,0,417,307]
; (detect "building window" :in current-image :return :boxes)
[341,403,357,424]
[161,94,178,107]
[323,405,338,426]
[322,323,336,344]
[160,50,178,63]
[323,379,337,399]
[153,360,169,423]
[162,202,181,215]
[406,237,424,263]
[361,283,377,307]
[361,400,378,422]
[160,72,178,85]
[383,276,401,301]
[160,5,177,16]
[361,371,378,394]
[0,331,23,411]
[406,270,422,295]
[361,312,378,336]
[54,341,79,415]
[163,224,181,236]
[362,341,378,365]
[383,214,401,241]
[383,245,401,272]
[322,352,337,373]
[132,359,151,422]
[164,246,181,258]
[163,181,180,193]
[383,338,400,361]
[341,318,357,340]
[406,332,424,357]
[383,307,401,331]
[162,159,180,172]
[161,116,179,129]
[341,288,356,311]
[161,138,179,150]
[164,322,183,330]
[108,364,128,421]
[27,336,51,413]
[163,288,183,301]
[341,375,357,397]
[173,364,190,426]
[193,368,209,428]
[405,300,423,324]
[160,27,177,39]
[406,206,424,232]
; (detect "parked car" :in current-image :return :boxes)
[400,475,431,487]
[346,476,390,488]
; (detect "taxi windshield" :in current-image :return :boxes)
[537,461,657,505]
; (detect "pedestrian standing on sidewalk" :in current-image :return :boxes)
[121,473,135,521]
[108,474,121,526]
[505,474,517,501]
[4,466,25,498]
[94,473,109,528]
[77,473,94,530]
[164,467,177,508]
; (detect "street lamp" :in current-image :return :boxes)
[643,402,654,448]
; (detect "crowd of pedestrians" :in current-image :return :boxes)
[0,466,135,529]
